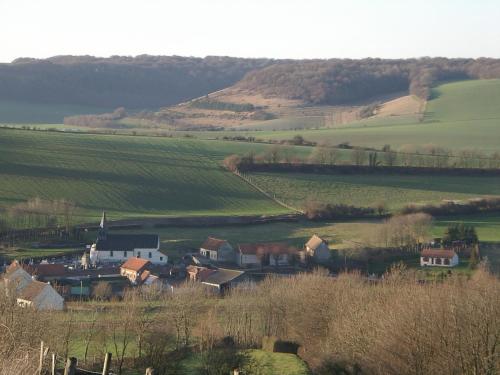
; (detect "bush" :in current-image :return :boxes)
[305,201,376,220]
[262,336,300,354]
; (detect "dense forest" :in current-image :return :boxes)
[236,58,500,104]
[2,56,500,109]
[0,55,275,108]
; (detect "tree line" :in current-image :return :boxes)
[224,142,500,171]
[3,56,500,109]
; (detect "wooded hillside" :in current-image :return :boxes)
[0,55,275,108]
[236,58,500,104]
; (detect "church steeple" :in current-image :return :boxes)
[97,211,108,241]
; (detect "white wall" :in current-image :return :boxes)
[91,246,167,265]
[420,255,459,267]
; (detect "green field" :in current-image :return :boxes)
[179,350,309,375]
[0,129,313,223]
[218,79,500,151]
[245,172,500,211]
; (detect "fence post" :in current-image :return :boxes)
[38,341,44,375]
[51,353,56,375]
[63,357,77,375]
[102,352,112,375]
[146,368,155,375]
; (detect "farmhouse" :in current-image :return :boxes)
[120,257,152,285]
[236,243,294,267]
[420,249,459,267]
[17,280,64,311]
[304,235,330,263]
[89,212,167,265]
[200,237,234,262]
[2,261,64,310]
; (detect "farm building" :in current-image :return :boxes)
[186,265,246,293]
[236,243,294,267]
[90,212,167,265]
[186,265,217,282]
[420,249,459,267]
[201,268,246,293]
[200,237,234,262]
[304,235,330,263]
[120,257,152,285]
[17,280,64,311]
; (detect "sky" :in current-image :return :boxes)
[1,0,500,62]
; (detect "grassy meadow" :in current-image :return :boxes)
[217,79,500,151]
[245,172,500,211]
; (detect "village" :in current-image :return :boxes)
[0,212,469,311]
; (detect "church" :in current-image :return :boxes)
[89,212,167,265]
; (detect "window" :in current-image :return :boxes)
[160,256,163,261]
[444,258,450,265]
[423,257,429,262]
[110,251,114,257]
[137,251,141,258]
[124,251,127,258]
[435,258,442,265]
[148,252,152,259]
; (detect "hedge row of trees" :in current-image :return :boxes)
[2,266,499,374]
[224,142,500,170]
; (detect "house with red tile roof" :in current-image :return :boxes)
[420,249,459,267]
[236,243,295,267]
[120,257,152,285]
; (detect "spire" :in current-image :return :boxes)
[97,211,108,241]
[100,211,107,229]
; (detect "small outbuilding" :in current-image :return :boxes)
[420,249,459,267]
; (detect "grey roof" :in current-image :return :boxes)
[201,269,245,286]
[95,234,159,251]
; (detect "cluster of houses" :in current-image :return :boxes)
[0,213,465,311]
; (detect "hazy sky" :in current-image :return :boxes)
[1,0,499,62]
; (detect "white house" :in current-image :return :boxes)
[236,243,293,267]
[304,235,331,263]
[420,249,459,267]
[17,280,64,311]
[200,237,234,262]
[89,212,167,265]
